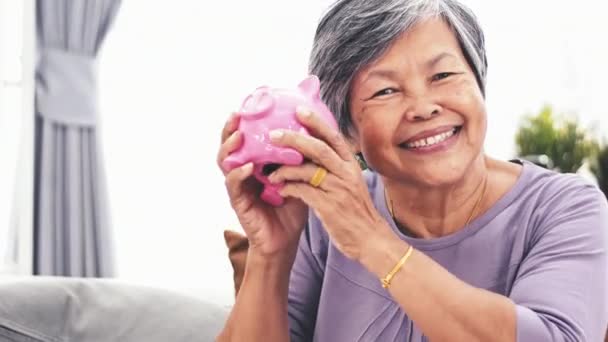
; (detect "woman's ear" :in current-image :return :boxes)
[355,152,368,170]
[344,133,360,155]
[345,135,368,170]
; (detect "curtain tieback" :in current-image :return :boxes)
[36,48,98,126]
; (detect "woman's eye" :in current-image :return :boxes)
[431,72,454,82]
[372,88,398,98]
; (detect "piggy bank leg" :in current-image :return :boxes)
[261,185,285,206]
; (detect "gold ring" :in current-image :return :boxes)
[309,167,328,187]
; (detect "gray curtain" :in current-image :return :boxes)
[34,0,121,277]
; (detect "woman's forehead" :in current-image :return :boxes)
[357,18,466,78]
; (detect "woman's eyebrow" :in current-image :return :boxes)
[361,52,458,84]
[427,52,458,68]
[363,69,399,84]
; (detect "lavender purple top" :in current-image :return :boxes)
[287,161,608,341]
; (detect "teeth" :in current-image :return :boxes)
[406,128,456,149]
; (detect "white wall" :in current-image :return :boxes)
[99,0,608,306]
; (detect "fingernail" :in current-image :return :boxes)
[228,112,239,124]
[268,172,278,183]
[242,162,253,172]
[269,130,284,140]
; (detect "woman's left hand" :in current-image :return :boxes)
[267,107,391,261]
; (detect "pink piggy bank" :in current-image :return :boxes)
[222,75,338,206]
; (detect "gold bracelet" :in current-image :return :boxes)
[381,245,414,289]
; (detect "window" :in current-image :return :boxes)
[0,0,34,275]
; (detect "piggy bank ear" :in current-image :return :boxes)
[297,75,321,99]
[239,87,274,118]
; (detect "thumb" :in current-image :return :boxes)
[225,162,255,211]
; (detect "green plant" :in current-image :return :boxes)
[515,105,598,173]
[590,144,608,199]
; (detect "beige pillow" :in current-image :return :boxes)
[223,230,249,297]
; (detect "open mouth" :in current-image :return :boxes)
[399,126,462,150]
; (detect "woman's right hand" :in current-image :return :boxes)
[217,113,309,261]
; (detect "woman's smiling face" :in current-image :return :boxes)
[349,17,487,187]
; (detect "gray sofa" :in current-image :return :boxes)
[0,277,228,342]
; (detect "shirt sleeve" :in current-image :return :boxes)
[288,213,328,342]
[510,180,608,342]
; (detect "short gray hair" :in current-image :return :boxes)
[309,0,488,137]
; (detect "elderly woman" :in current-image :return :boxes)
[216,0,608,341]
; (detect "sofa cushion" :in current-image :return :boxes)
[0,277,228,342]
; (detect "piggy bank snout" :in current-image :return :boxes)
[221,155,243,173]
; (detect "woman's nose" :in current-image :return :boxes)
[404,98,442,121]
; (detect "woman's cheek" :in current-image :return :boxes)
[360,122,387,148]
[355,105,391,137]
[439,83,486,150]
[442,79,481,107]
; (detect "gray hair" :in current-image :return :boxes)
[309,0,488,137]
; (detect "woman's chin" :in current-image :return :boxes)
[408,163,471,189]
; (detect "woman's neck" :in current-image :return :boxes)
[383,155,491,239]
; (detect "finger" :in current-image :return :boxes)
[217,130,243,173]
[279,182,323,209]
[269,129,344,177]
[296,107,353,162]
[221,112,240,143]
[268,163,333,191]
[225,162,255,212]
